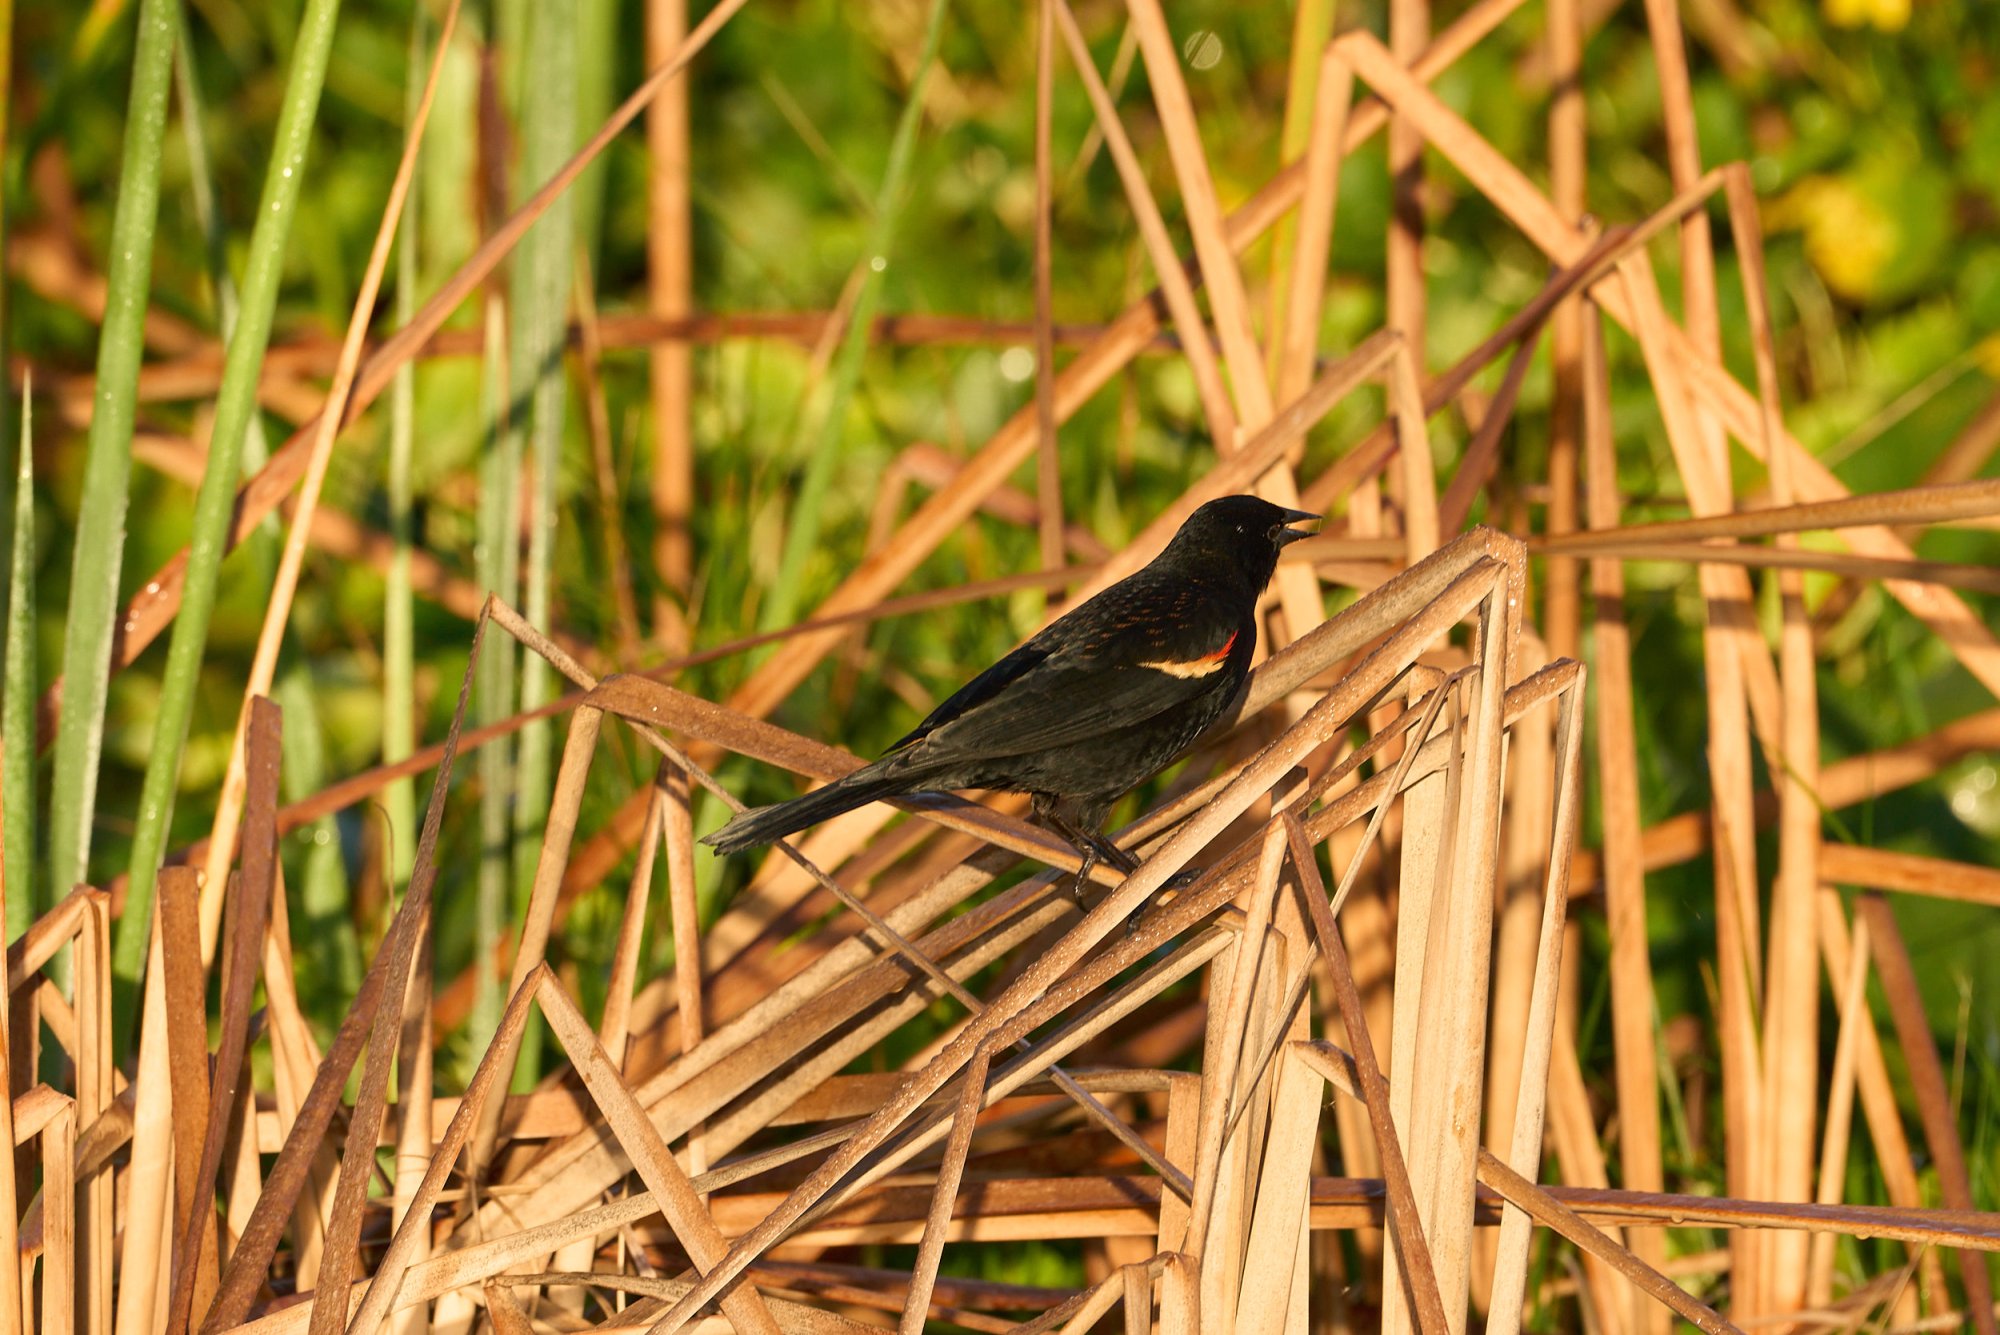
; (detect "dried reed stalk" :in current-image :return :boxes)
[1856,896,1999,1335]
[1579,297,1665,1335]
[46,9,2000,1335]
[646,0,695,649]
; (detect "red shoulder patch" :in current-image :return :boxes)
[1139,628,1238,679]
[1198,629,1239,663]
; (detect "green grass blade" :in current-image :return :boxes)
[383,6,428,896]
[172,0,274,483]
[508,0,578,1092]
[0,0,14,645]
[472,297,518,1068]
[756,0,949,635]
[3,390,33,943]
[572,0,616,265]
[278,665,360,1008]
[46,0,179,907]
[0,0,16,942]
[114,0,345,1043]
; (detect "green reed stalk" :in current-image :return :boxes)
[472,297,517,1066]
[115,0,345,1045]
[509,0,578,1091]
[46,0,178,914]
[384,7,428,897]
[3,391,33,943]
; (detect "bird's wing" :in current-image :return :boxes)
[883,637,1056,753]
[892,573,1243,760]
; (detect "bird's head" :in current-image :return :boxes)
[1162,495,1320,591]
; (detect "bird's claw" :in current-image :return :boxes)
[1120,865,1206,937]
[1068,845,1099,911]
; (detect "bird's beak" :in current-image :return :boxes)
[1274,507,1320,547]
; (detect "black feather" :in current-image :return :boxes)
[703,495,1317,861]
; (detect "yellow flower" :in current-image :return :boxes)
[1824,0,1910,31]
[1974,333,2000,381]
[1767,175,1896,303]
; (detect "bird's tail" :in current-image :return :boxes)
[702,760,918,855]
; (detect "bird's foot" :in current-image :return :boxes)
[1121,864,1206,937]
[1039,808,1136,911]
[1068,844,1098,911]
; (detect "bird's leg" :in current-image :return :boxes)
[1033,798,1135,909]
[1060,810,1203,924]
[1068,842,1098,909]
[1035,804,1191,936]
[1054,818,1107,910]
[1080,826,1140,875]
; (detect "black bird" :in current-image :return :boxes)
[703,495,1318,882]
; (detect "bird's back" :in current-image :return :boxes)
[880,557,1255,797]
[702,493,1310,855]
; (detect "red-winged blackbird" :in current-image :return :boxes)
[704,495,1318,880]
